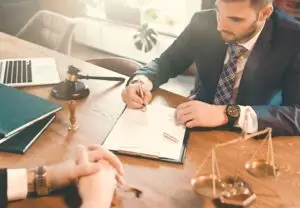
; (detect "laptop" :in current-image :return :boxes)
[0,57,60,87]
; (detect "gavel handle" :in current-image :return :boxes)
[77,74,126,82]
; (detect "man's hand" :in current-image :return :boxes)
[78,160,117,208]
[86,144,125,185]
[176,100,228,128]
[46,145,124,190]
[121,83,152,109]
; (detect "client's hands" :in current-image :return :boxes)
[46,144,124,190]
[78,160,117,208]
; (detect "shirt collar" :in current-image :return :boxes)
[239,22,266,52]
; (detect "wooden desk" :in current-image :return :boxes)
[1,32,300,208]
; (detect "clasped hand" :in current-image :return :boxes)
[47,144,124,207]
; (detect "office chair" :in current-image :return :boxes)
[86,57,143,77]
[16,10,75,55]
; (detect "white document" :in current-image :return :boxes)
[103,104,186,161]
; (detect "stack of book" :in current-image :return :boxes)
[0,84,62,153]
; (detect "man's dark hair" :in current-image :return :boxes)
[222,0,273,9]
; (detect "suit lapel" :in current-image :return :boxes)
[203,33,227,103]
[195,13,228,102]
[236,18,274,104]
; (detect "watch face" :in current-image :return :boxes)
[227,105,240,118]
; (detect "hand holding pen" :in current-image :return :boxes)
[121,78,152,109]
[137,79,147,111]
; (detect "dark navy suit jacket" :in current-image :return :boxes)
[0,169,8,207]
[135,8,300,136]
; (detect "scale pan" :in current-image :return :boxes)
[219,176,256,207]
[245,159,279,178]
[191,175,225,197]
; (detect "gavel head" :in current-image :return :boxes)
[51,65,90,100]
[66,65,81,83]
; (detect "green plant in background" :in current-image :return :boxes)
[133,3,178,53]
[133,7,159,53]
[76,0,161,53]
[133,23,158,53]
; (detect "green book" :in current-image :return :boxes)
[0,114,55,153]
[0,84,62,138]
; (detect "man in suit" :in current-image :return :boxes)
[122,0,300,136]
[0,145,124,208]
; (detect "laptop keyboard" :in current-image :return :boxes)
[3,60,32,84]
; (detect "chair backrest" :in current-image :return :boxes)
[87,57,143,76]
[16,10,75,55]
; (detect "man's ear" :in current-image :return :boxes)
[259,4,274,21]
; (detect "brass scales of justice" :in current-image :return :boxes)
[191,112,279,207]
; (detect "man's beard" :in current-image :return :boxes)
[220,20,259,44]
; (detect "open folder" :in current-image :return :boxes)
[102,104,189,164]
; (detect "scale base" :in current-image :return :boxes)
[219,176,256,207]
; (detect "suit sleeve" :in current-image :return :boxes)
[252,53,300,136]
[133,13,200,89]
[0,169,8,208]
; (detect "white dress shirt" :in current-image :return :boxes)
[133,23,266,134]
[7,169,27,201]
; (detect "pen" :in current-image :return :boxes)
[137,79,147,111]
[163,132,179,143]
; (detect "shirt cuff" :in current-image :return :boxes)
[235,106,258,133]
[7,169,28,201]
[131,75,153,91]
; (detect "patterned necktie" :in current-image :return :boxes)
[213,44,248,105]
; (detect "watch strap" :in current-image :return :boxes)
[35,166,49,196]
